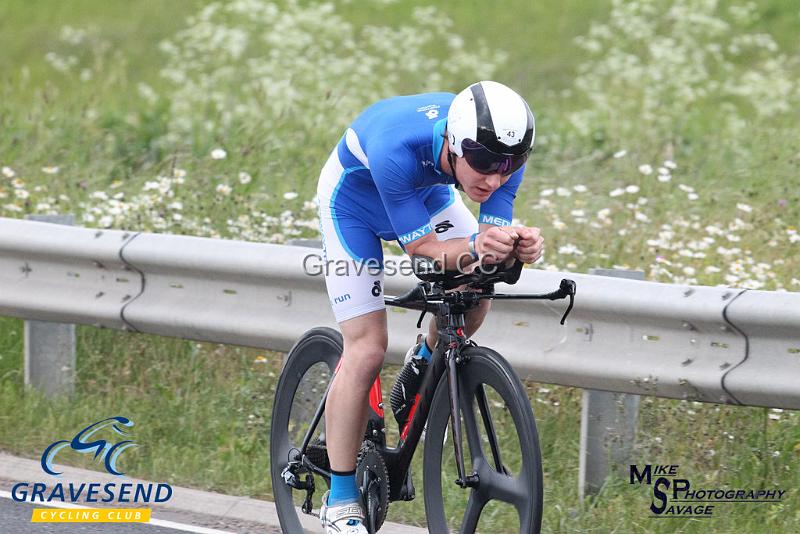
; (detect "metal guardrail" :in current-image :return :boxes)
[2,217,799,409]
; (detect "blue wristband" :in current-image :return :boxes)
[468,232,479,261]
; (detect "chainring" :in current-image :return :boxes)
[356,441,390,532]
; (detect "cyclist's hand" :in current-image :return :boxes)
[512,226,544,264]
[476,226,518,264]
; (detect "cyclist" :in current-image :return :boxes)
[316,80,543,533]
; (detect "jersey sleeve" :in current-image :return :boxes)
[369,145,433,246]
[478,165,525,226]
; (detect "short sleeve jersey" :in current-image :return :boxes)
[333,92,524,245]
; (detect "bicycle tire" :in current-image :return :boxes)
[270,326,342,533]
[423,345,543,533]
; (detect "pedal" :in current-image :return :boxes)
[396,468,416,501]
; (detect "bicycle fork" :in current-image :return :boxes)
[442,318,481,489]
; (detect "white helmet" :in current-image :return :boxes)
[447,81,535,175]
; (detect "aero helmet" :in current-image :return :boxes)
[447,81,535,175]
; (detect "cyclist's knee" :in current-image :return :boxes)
[465,298,491,337]
[343,337,386,380]
[471,298,491,319]
[340,312,388,383]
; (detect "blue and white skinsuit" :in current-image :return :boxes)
[317,92,524,322]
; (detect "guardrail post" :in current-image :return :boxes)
[23,214,76,398]
[578,268,644,501]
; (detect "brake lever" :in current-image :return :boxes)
[558,279,576,325]
[415,284,429,328]
[416,308,428,329]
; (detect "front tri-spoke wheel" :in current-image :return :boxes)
[423,346,543,533]
[270,327,342,533]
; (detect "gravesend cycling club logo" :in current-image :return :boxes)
[12,416,173,523]
[42,416,137,476]
[630,463,785,518]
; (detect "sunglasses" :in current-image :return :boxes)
[461,138,530,176]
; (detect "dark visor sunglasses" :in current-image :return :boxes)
[461,138,530,176]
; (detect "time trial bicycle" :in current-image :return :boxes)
[270,257,575,533]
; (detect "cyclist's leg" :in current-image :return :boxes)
[327,309,387,468]
[422,186,491,346]
[317,149,388,508]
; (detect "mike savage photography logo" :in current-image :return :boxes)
[12,416,173,523]
[630,463,785,518]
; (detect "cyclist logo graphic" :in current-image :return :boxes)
[41,416,137,476]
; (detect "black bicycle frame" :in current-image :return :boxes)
[291,260,576,503]
[293,301,480,501]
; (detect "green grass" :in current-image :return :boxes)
[1,0,800,532]
[2,326,798,532]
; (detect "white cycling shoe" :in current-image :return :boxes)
[320,491,368,534]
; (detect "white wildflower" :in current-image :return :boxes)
[556,187,571,197]
[539,188,554,197]
[613,150,627,158]
[283,191,299,200]
[638,164,653,175]
[215,183,232,196]
[238,171,252,184]
[625,185,640,194]
[573,184,588,193]
[42,166,60,174]
[736,203,753,213]
[658,174,672,183]
[663,160,677,170]
[211,148,227,160]
[609,188,625,197]
[2,166,15,178]
[558,244,584,256]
